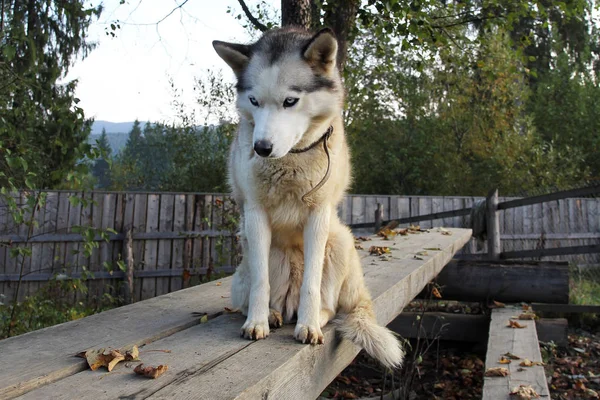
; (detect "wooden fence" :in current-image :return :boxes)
[1,190,599,303]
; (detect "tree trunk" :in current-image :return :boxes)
[322,0,360,71]
[281,0,312,28]
[280,0,359,72]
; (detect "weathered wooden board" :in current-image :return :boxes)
[432,259,570,304]
[0,281,231,399]
[389,312,489,343]
[482,307,549,400]
[3,228,471,400]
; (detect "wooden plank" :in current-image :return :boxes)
[364,196,377,225]
[53,193,70,276]
[535,318,568,347]
[191,194,204,278]
[389,312,489,342]
[65,192,82,304]
[442,197,454,227]
[156,194,175,296]
[482,307,550,399]
[432,259,569,304]
[0,280,231,399]
[501,244,600,259]
[531,303,600,314]
[497,184,600,210]
[202,194,213,277]
[171,194,186,292]
[396,197,410,227]
[0,266,237,282]
[87,192,104,303]
[351,195,365,225]
[133,194,148,302]
[431,196,443,228]
[418,197,432,228]
[142,194,160,300]
[4,228,472,400]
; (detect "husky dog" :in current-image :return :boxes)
[212,27,404,368]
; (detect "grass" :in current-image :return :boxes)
[570,268,600,305]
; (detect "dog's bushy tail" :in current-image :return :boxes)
[334,298,404,369]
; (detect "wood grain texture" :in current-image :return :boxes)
[4,228,471,400]
[0,279,231,399]
[482,307,550,400]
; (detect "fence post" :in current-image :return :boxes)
[124,229,135,304]
[486,189,501,259]
[374,203,383,233]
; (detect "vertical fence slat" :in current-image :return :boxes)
[141,194,160,300]
[133,194,148,302]
[156,194,174,296]
[171,194,187,292]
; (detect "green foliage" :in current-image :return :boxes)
[0,0,102,191]
[110,71,236,193]
[0,276,119,339]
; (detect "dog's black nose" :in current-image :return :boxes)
[254,140,273,157]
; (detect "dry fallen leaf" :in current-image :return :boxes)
[354,244,364,250]
[355,236,371,242]
[134,363,168,379]
[492,300,506,308]
[85,348,125,372]
[519,359,544,367]
[432,287,442,299]
[518,312,537,320]
[397,228,409,236]
[485,367,510,377]
[125,345,139,362]
[215,281,222,286]
[369,246,390,256]
[424,247,441,251]
[499,356,512,364]
[503,352,521,360]
[377,228,397,240]
[508,320,526,329]
[510,384,540,399]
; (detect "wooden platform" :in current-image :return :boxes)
[483,307,550,399]
[0,228,471,400]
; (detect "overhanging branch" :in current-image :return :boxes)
[237,0,269,32]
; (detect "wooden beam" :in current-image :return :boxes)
[0,280,232,399]
[349,207,472,229]
[2,228,472,400]
[532,303,600,314]
[0,230,233,244]
[431,259,570,304]
[390,312,567,347]
[0,266,237,282]
[497,184,600,210]
[388,312,489,342]
[483,307,550,399]
[501,244,600,259]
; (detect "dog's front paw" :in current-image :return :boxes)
[241,319,270,340]
[294,323,324,345]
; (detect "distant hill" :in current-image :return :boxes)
[91,120,148,135]
[89,120,145,155]
[89,132,129,156]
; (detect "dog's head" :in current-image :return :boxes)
[213,27,343,159]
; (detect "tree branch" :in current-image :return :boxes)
[237,0,268,32]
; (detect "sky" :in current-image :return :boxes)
[65,0,278,123]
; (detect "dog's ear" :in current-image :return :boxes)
[303,28,338,74]
[212,41,252,77]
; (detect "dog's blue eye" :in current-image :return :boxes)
[283,97,299,108]
[248,96,259,107]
